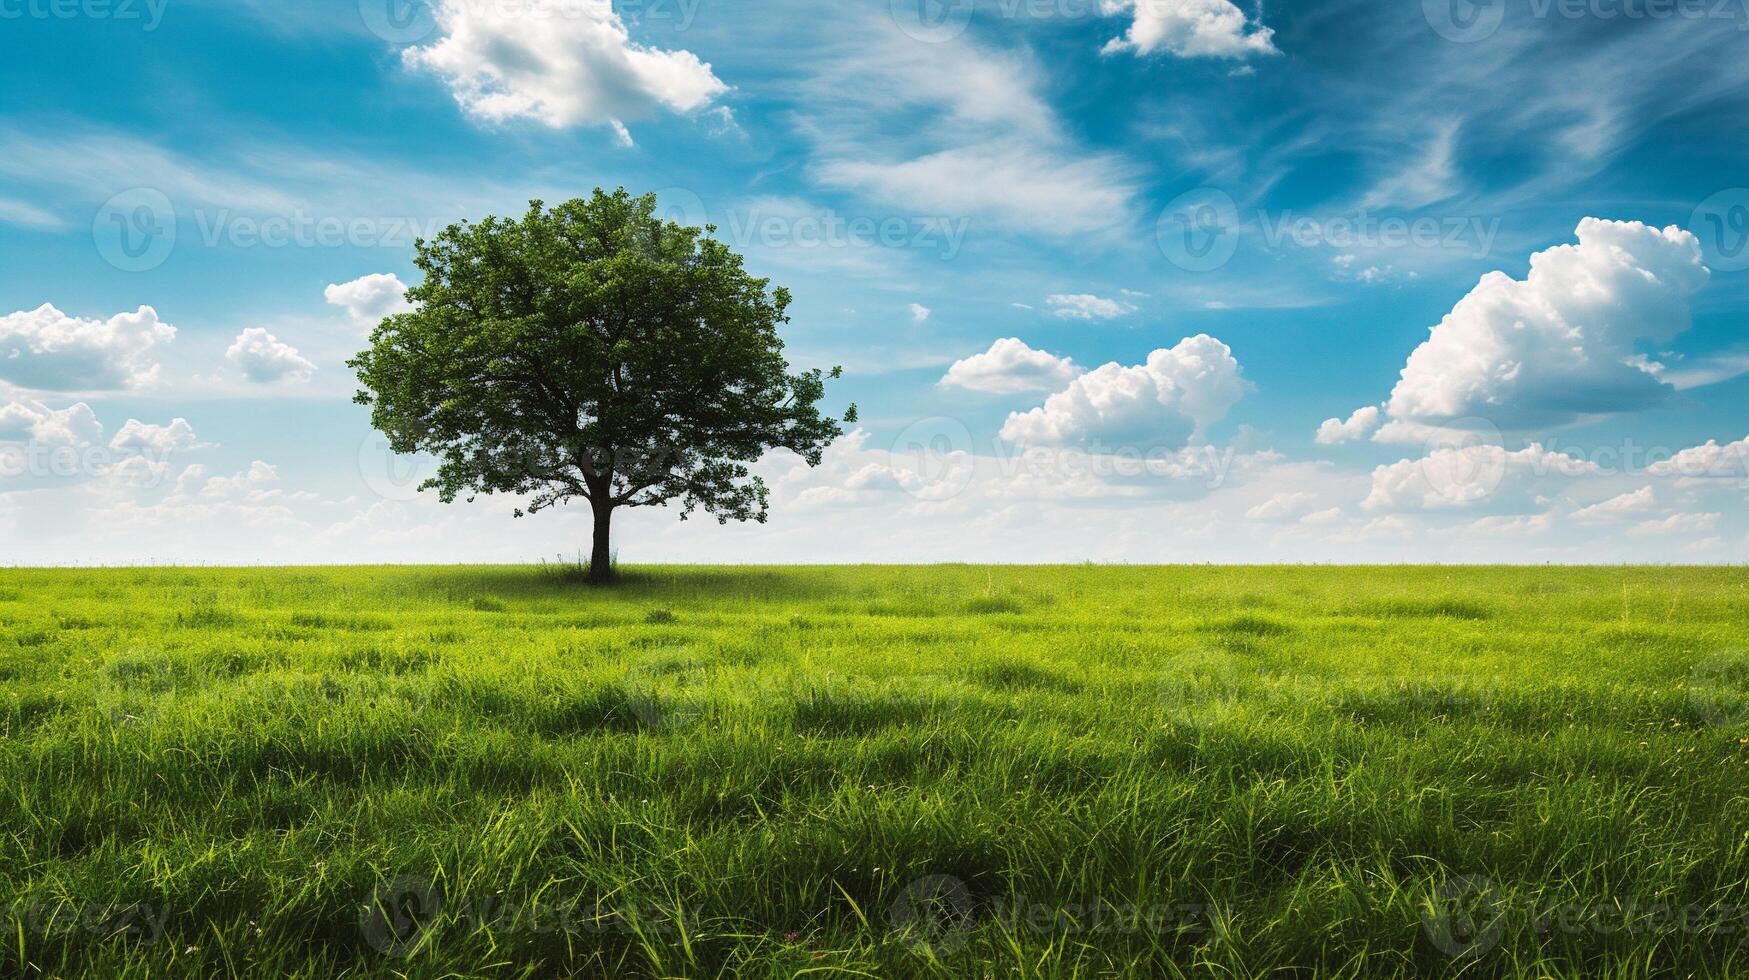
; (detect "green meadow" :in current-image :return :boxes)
[2,564,1747,978]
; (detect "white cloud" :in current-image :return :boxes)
[0,400,101,445]
[109,418,203,455]
[1569,486,1656,524]
[1099,0,1279,59]
[940,338,1083,394]
[1364,219,1709,431]
[1246,491,1317,522]
[1299,506,1344,525]
[0,197,64,230]
[0,304,175,391]
[816,142,1137,239]
[403,0,727,136]
[324,273,414,327]
[1315,405,1381,445]
[1000,334,1245,448]
[804,22,1139,238]
[1362,443,1599,512]
[1047,294,1136,320]
[226,328,316,384]
[909,303,931,323]
[1647,435,1749,481]
[1628,512,1720,536]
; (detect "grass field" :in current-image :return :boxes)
[2,564,1748,978]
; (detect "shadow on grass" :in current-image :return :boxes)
[402,564,863,605]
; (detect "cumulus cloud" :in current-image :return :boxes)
[1569,486,1656,524]
[909,303,931,323]
[324,273,414,327]
[1362,443,1599,512]
[109,418,203,455]
[0,399,101,445]
[226,328,315,383]
[1047,293,1135,320]
[1628,512,1720,536]
[1315,405,1381,445]
[1246,491,1317,522]
[1000,334,1245,448]
[0,304,176,391]
[940,338,1083,394]
[1647,435,1749,481]
[1100,0,1279,59]
[1355,219,1709,434]
[403,0,727,136]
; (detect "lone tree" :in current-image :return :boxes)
[350,189,854,583]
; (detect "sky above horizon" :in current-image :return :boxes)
[1,0,1747,564]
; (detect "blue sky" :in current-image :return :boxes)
[1,0,1747,563]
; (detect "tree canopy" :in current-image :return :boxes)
[350,188,854,581]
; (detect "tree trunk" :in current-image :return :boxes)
[589,501,614,583]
